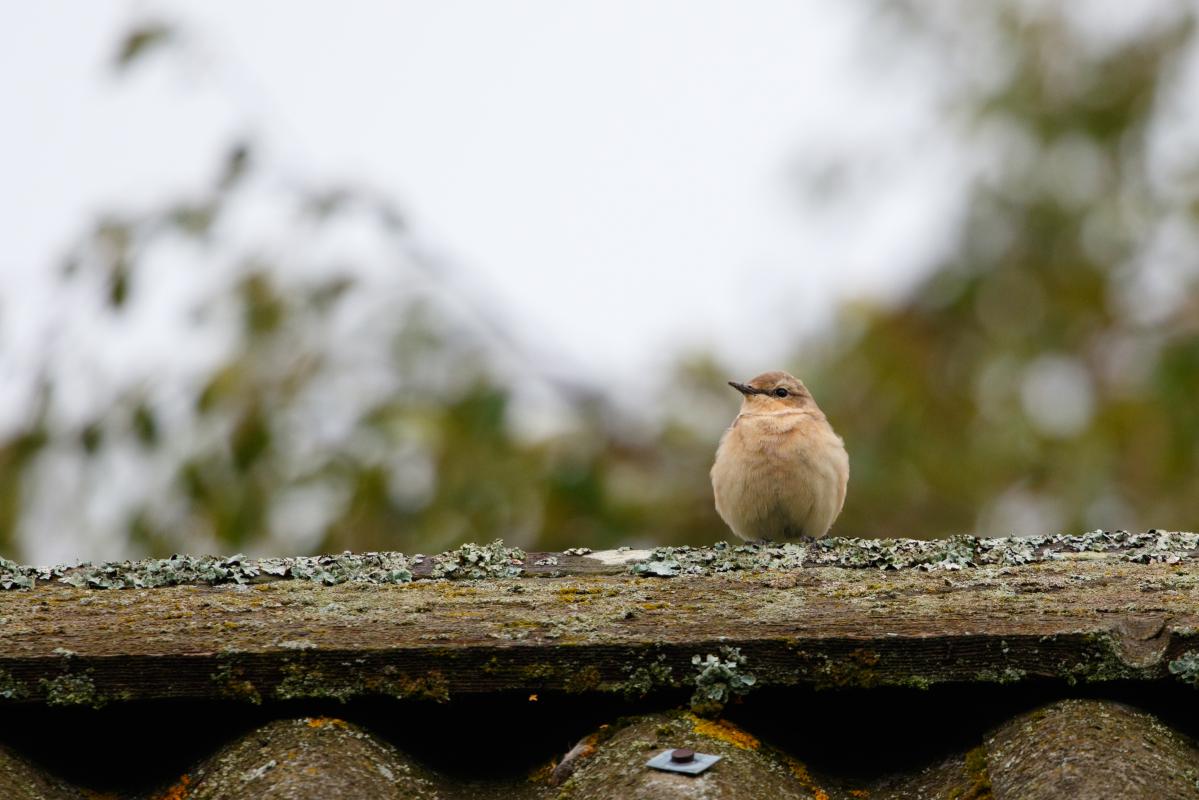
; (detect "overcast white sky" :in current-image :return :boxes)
[1,1,968,397]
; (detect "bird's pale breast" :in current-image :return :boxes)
[711,411,848,541]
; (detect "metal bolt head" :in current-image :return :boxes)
[646,748,722,775]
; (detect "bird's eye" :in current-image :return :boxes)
[773,387,789,398]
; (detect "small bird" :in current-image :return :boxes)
[710,371,849,541]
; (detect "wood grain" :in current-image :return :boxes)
[3,554,1198,707]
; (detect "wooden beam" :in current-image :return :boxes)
[3,537,1199,707]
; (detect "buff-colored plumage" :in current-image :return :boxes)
[710,371,849,541]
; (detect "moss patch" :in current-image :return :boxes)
[950,746,993,800]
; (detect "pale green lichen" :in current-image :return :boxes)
[273,662,450,703]
[7,551,413,591]
[275,663,359,703]
[631,558,681,577]
[3,530,1197,591]
[628,529,1199,577]
[975,667,1027,685]
[1168,651,1199,686]
[0,668,29,700]
[690,646,756,716]
[622,655,675,699]
[39,672,110,709]
[0,557,34,590]
[430,539,524,579]
[1057,633,1148,685]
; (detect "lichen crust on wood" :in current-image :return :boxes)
[4,530,1198,591]
[3,539,1199,706]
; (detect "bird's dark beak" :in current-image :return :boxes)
[729,381,758,396]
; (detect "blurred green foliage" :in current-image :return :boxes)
[816,3,1199,537]
[2,2,1198,560]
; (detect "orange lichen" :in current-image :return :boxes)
[528,759,556,784]
[154,773,191,800]
[850,790,871,798]
[784,757,830,800]
[306,716,349,729]
[685,714,760,750]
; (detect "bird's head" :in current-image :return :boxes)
[728,371,814,413]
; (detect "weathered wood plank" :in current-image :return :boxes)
[3,548,1199,707]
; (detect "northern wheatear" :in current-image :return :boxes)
[710,371,849,541]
